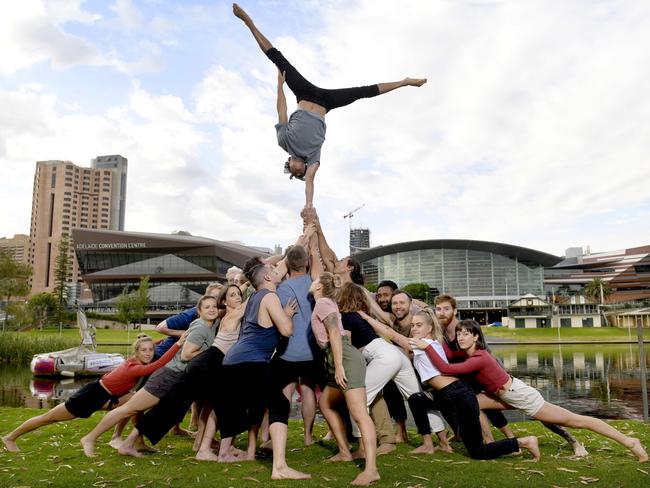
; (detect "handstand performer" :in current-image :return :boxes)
[233,3,426,208]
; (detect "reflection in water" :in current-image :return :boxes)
[492,344,649,421]
[1,344,648,422]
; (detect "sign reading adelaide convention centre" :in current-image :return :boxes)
[76,242,147,250]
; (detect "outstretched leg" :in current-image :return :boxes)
[233,3,273,53]
[3,403,75,452]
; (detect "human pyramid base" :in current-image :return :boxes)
[3,3,648,486]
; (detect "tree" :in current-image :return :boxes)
[52,235,71,330]
[27,293,58,330]
[403,283,430,302]
[584,278,612,304]
[364,283,378,293]
[116,276,150,334]
[0,249,32,331]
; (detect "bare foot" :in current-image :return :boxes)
[327,451,353,462]
[351,448,365,460]
[271,465,311,480]
[572,442,589,458]
[135,442,157,453]
[376,443,396,456]
[232,3,252,24]
[404,78,427,87]
[304,436,313,446]
[351,469,380,486]
[229,446,246,457]
[196,450,220,462]
[322,431,334,441]
[172,426,195,438]
[518,436,540,462]
[80,436,95,458]
[2,435,19,453]
[438,443,453,454]
[410,444,437,455]
[259,439,273,451]
[118,444,144,458]
[627,438,648,462]
[108,438,122,450]
[218,453,242,463]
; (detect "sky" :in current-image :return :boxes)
[1,0,649,259]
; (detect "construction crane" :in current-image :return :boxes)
[343,204,365,231]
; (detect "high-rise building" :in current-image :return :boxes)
[350,228,370,255]
[28,156,128,295]
[0,234,29,264]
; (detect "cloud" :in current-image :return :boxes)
[109,0,142,30]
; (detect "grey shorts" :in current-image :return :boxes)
[143,367,185,399]
[326,336,366,391]
[498,377,546,417]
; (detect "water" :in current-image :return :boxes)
[1,344,648,421]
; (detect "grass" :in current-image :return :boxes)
[0,410,648,487]
[0,333,78,365]
[484,326,644,343]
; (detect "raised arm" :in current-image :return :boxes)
[277,70,288,124]
[309,209,337,272]
[304,162,319,209]
[363,288,394,326]
[307,229,324,281]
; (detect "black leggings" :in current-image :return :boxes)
[438,381,519,460]
[266,48,380,113]
[218,362,290,439]
[383,380,408,423]
[137,347,225,445]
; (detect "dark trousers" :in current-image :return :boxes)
[266,48,380,112]
[383,380,407,423]
[438,381,519,460]
[137,347,225,445]
[408,389,457,436]
[218,361,290,439]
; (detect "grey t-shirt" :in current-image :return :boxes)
[275,109,326,165]
[165,318,216,373]
[277,274,314,362]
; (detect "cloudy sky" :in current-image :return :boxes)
[1,0,649,258]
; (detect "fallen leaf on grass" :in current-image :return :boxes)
[556,467,579,473]
[637,468,648,475]
[579,476,599,484]
[526,470,544,476]
[55,464,72,470]
[242,477,260,483]
[451,461,469,465]
[410,475,430,481]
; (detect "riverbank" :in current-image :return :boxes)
[0,409,647,487]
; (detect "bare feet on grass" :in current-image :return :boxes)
[410,444,438,455]
[351,469,380,486]
[376,442,396,456]
[327,451,353,462]
[108,437,122,450]
[80,436,95,458]
[271,465,311,480]
[118,444,144,458]
[196,449,220,462]
[627,438,648,462]
[571,442,589,458]
[2,435,19,453]
[518,436,541,462]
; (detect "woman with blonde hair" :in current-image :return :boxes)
[413,318,648,462]
[2,332,186,453]
[407,309,540,460]
[80,295,219,457]
[310,272,379,486]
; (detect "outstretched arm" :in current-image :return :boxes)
[277,70,288,124]
[307,208,337,272]
[304,162,319,209]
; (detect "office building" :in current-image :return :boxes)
[0,234,29,264]
[28,156,128,295]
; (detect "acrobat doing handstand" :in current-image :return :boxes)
[233,3,426,208]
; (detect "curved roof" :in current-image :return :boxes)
[353,239,561,267]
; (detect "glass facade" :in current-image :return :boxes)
[361,247,545,308]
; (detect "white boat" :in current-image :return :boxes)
[30,310,125,377]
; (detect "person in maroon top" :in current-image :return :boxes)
[414,320,649,463]
[2,333,186,453]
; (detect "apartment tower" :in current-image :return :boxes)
[28,155,128,296]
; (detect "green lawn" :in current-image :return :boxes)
[484,326,644,343]
[0,409,648,487]
[22,327,167,345]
